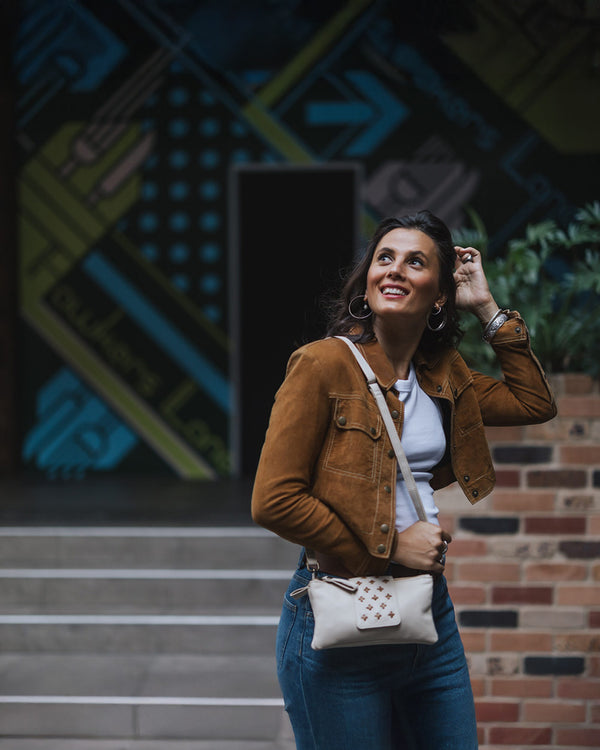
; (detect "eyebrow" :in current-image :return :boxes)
[378,247,428,259]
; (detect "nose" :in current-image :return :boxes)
[386,258,405,277]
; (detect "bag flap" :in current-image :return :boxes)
[354,576,401,629]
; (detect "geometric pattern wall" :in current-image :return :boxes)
[15,0,599,478]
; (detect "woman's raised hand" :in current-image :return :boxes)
[453,245,499,324]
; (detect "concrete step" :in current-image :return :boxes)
[0,654,280,697]
[0,527,300,570]
[0,569,290,614]
[0,614,279,654]
[0,525,297,743]
[0,698,286,741]
[0,654,292,741]
[0,741,295,750]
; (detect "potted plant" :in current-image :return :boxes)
[453,202,600,377]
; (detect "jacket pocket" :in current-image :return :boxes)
[322,397,382,481]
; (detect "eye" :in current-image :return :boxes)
[408,254,425,266]
[376,250,393,264]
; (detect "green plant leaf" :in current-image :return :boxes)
[455,205,600,375]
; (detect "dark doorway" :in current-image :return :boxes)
[230,164,361,478]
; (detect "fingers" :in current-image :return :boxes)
[454,245,478,265]
[436,530,452,569]
[422,527,451,571]
[392,523,452,572]
[422,526,452,569]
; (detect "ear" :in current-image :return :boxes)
[436,292,448,308]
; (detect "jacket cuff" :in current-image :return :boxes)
[488,310,528,346]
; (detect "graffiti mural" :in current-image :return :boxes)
[15,0,599,477]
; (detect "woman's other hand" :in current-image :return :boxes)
[453,245,499,324]
[391,521,452,574]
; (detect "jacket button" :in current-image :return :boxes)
[436,385,442,393]
[391,410,399,419]
[370,427,376,435]
[515,326,522,333]
[380,524,390,534]
[472,489,479,498]
[463,475,470,482]
[384,485,391,493]
[388,449,395,458]
[376,544,386,554]
[337,416,346,426]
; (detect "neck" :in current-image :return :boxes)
[373,317,424,380]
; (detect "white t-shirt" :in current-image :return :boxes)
[394,363,446,532]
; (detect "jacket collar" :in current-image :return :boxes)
[355,338,446,391]
[355,339,397,390]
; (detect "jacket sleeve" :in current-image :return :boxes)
[251,345,377,575]
[471,312,557,426]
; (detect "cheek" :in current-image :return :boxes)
[365,268,379,294]
[419,272,442,296]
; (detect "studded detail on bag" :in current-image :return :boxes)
[354,576,401,629]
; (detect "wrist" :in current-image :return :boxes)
[474,300,500,326]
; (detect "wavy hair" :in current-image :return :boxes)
[325,210,462,352]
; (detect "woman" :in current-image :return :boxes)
[251,210,556,749]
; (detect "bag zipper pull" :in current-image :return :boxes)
[290,584,309,599]
[322,576,359,593]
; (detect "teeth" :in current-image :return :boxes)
[382,288,407,296]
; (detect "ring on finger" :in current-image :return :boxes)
[462,253,473,263]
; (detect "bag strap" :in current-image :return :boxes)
[304,336,428,572]
[335,336,427,522]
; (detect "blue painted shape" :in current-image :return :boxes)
[241,70,271,87]
[16,0,126,92]
[82,252,231,413]
[305,101,373,126]
[23,368,138,478]
[344,71,410,157]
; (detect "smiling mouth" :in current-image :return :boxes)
[381,286,408,296]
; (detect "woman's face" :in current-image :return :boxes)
[365,228,446,326]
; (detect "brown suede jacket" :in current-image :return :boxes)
[251,312,557,576]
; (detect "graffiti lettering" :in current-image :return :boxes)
[160,379,230,475]
[50,283,162,399]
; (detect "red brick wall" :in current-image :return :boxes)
[439,374,600,749]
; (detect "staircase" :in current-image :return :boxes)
[0,525,299,749]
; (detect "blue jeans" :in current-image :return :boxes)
[277,563,478,750]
